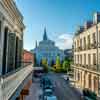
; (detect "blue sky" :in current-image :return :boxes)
[15,0,100,50]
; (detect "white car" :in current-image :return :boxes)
[62,75,69,81]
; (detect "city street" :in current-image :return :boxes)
[25,78,42,100]
[47,73,82,100]
[25,72,82,100]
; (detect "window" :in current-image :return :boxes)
[88,54,91,65]
[80,39,82,48]
[84,54,86,65]
[83,37,86,49]
[80,55,82,64]
[77,72,80,81]
[92,33,96,44]
[2,27,8,75]
[88,35,90,45]
[88,74,91,89]
[93,53,96,65]
[78,55,79,64]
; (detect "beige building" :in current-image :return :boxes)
[0,0,33,100]
[73,12,100,95]
[0,0,25,75]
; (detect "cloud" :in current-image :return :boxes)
[55,34,73,50]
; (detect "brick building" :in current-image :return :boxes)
[23,50,34,66]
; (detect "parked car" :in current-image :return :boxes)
[40,77,50,87]
[43,80,54,90]
[39,89,57,100]
[44,89,53,96]
[43,89,57,100]
[40,77,54,90]
[39,76,56,100]
[44,95,57,100]
[62,75,69,82]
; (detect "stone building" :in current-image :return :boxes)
[0,0,25,75]
[0,0,33,100]
[32,28,65,66]
[73,12,100,95]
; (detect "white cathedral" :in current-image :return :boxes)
[33,28,65,66]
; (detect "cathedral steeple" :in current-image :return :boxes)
[35,40,37,48]
[43,27,48,40]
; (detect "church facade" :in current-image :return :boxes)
[33,28,65,66]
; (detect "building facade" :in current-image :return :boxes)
[32,28,65,66]
[73,12,100,95]
[0,0,25,75]
[64,49,73,59]
[0,0,33,100]
[23,50,34,66]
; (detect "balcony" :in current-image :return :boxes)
[0,64,33,100]
[90,43,97,49]
[86,44,91,50]
[75,46,82,52]
[72,64,99,73]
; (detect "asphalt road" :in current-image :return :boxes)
[47,73,82,100]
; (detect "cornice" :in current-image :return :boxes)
[1,0,25,29]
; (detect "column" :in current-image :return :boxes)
[93,75,99,95]
[0,17,4,75]
[82,71,85,89]
[85,72,89,88]
[91,74,95,92]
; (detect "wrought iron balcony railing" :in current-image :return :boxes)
[72,64,98,72]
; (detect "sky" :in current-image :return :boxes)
[15,0,100,50]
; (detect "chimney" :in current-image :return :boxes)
[77,26,84,33]
[84,21,93,29]
[93,12,100,24]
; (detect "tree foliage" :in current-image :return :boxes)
[55,56,61,72]
[62,60,70,72]
[42,58,48,73]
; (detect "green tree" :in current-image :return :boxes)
[55,56,61,71]
[62,60,70,72]
[42,58,48,73]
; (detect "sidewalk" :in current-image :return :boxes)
[25,78,42,100]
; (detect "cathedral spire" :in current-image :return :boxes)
[43,27,48,40]
[35,40,37,48]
